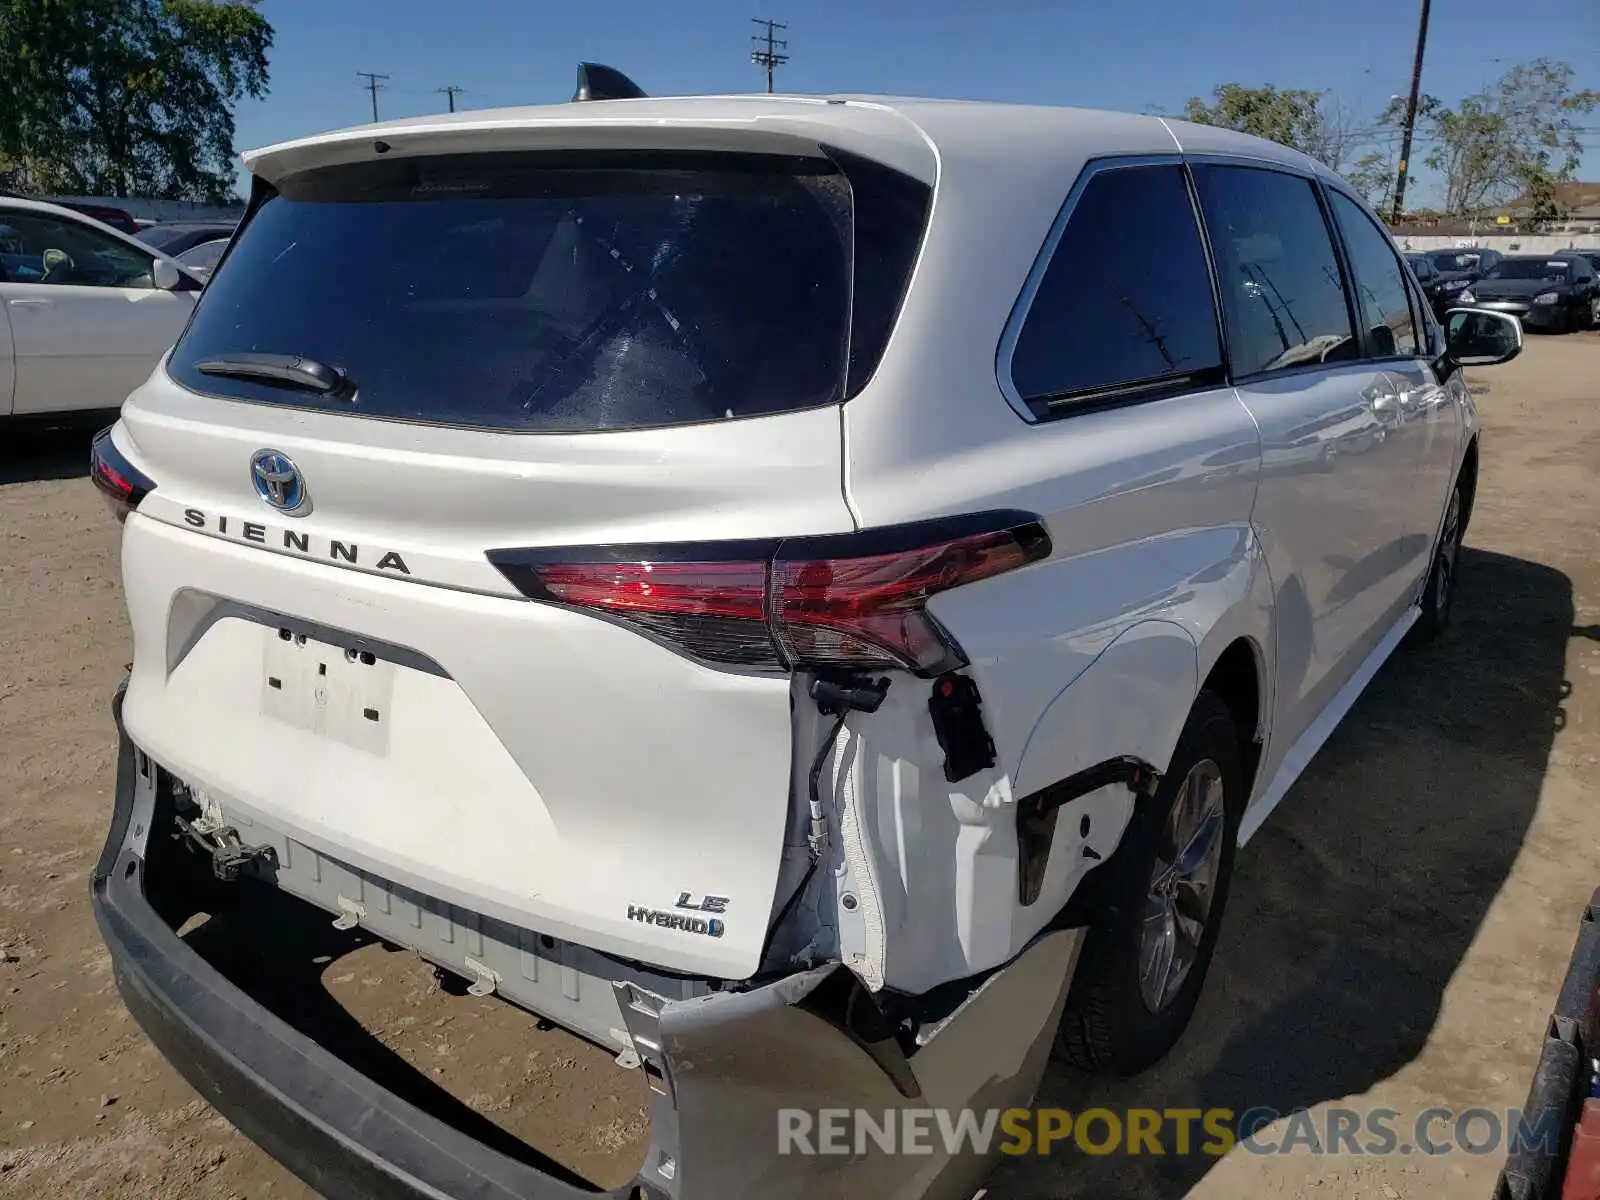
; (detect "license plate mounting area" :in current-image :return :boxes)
[261,627,395,755]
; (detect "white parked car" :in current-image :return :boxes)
[89,82,1521,1200]
[0,197,200,420]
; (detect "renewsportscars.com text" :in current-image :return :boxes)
[777,1106,1565,1158]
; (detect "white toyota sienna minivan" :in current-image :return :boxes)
[88,71,1522,1200]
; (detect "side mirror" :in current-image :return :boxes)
[1445,308,1522,367]
[151,257,182,291]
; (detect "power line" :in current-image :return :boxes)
[750,18,789,94]
[1391,0,1431,222]
[436,85,465,113]
[357,71,389,122]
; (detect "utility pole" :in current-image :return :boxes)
[1390,0,1431,224]
[357,71,389,122]
[750,18,788,94]
[436,85,465,113]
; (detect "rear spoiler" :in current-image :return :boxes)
[572,62,647,102]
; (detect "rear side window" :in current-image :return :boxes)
[168,151,861,433]
[1193,165,1358,376]
[1009,163,1223,413]
[1328,190,1421,358]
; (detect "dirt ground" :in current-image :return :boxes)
[2,332,1598,1199]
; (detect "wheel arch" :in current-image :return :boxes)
[1197,635,1267,805]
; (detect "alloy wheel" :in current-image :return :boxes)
[1436,487,1462,614]
[1138,759,1226,1013]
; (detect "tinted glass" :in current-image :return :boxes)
[1429,250,1479,272]
[829,149,931,397]
[1486,258,1570,281]
[1010,164,1222,406]
[1193,166,1356,375]
[0,210,154,287]
[169,152,855,432]
[1329,191,1421,357]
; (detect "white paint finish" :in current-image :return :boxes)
[4,284,193,415]
[105,98,1481,1008]
[904,385,1263,786]
[821,620,1188,993]
[244,95,940,187]
[827,676,1022,994]
[117,377,854,582]
[119,516,798,980]
[0,198,198,416]
[1005,620,1199,949]
[1239,605,1420,844]
[1012,620,1199,800]
[261,629,394,756]
[1232,362,1425,793]
[1387,359,1466,545]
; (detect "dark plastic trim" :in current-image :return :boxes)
[571,62,647,102]
[1016,756,1159,908]
[775,509,1050,563]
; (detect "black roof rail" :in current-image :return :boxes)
[572,62,647,102]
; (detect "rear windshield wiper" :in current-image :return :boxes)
[195,352,351,396]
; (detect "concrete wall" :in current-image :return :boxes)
[33,195,245,223]
[1394,233,1599,255]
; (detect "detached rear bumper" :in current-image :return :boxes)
[92,684,1083,1200]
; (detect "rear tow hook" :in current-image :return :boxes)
[173,813,277,883]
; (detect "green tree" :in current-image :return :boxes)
[1182,84,1353,168]
[1416,59,1597,217]
[1346,150,1397,212]
[0,0,272,203]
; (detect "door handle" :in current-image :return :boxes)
[1362,383,1401,423]
[7,297,51,307]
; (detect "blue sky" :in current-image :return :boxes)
[234,0,1598,206]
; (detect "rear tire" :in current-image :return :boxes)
[1414,478,1464,642]
[1053,690,1242,1076]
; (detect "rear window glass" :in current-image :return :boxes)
[168,151,857,432]
[1485,258,1569,281]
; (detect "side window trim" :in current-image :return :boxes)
[1181,162,1236,387]
[995,153,1225,423]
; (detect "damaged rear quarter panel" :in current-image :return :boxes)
[635,929,1083,1200]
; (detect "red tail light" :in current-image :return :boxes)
[90,427,156,523]
[489,514,1050,675]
